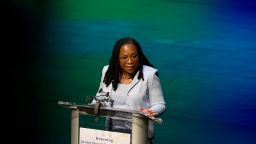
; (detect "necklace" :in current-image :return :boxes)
[120,74,132,79]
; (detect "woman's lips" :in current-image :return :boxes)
[126,66,134,71]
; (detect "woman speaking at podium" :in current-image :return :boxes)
[95,37,166,144]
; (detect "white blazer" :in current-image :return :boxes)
[96,65,166,115]
[95,65,166,139]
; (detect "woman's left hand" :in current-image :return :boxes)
[139,107,157,117]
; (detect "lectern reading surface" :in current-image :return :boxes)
[58,101,163,144]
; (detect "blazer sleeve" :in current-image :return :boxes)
[91,66,108,105]
[148,74,166,115]
[96,65,108,96]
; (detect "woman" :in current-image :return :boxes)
[95,37,166,143]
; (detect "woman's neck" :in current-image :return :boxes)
[120,74,132,79]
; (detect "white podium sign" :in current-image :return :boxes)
[79,127,130,144]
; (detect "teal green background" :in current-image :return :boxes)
[5,0,256,144]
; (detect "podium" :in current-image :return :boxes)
[58,101,163,144]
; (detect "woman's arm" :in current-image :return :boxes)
[146,74,166,116]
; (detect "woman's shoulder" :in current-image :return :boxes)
[100,65,109,74]
[142,65,158,76]
[102,65,109,70]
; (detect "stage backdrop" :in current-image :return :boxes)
[8,0,256,144]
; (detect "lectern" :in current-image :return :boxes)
[58,101,163,144]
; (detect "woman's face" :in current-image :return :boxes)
[119,43,139,75]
